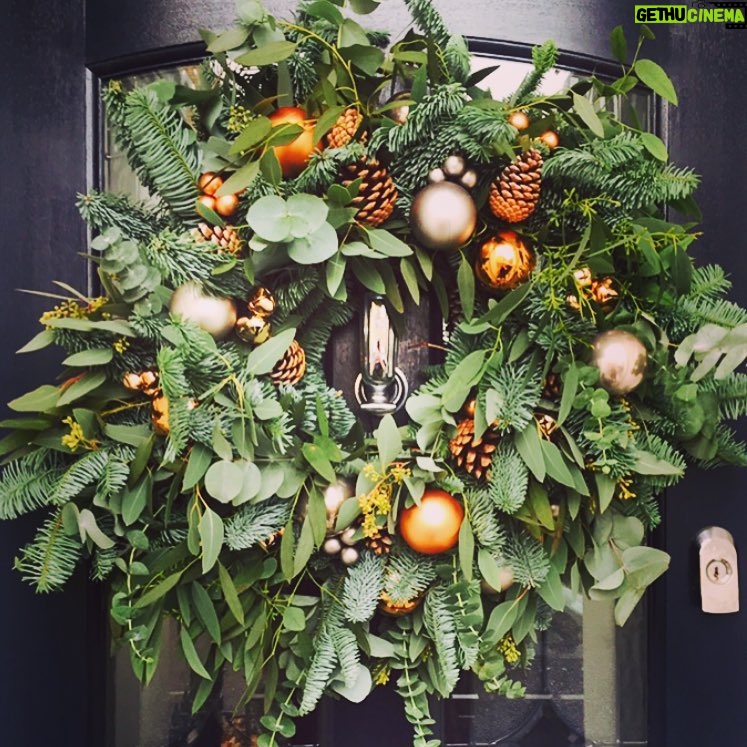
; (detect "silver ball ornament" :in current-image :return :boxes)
[322,477,355,533]
[340,526,358,546]
[340,547,360,566]
[443,155,466,178]
[592,330,648,395]
[323,537,342,555]
[410,182,477,252]
[169,282,237,340]
[460,169,478,190]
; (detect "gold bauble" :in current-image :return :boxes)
[247,287,276,317]
[591,330,648,395]
[235,314,271,345]
[169,282,237,340]
[475,230,535,291]
[151,394,170,436]
[378,592,423,617]
[323,537,343,555]
[410,182,477,252]
[322,477,356,533]
[123,370,159,397]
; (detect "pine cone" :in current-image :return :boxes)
[195,222,244,255]
[366,529,393,556]
[489,149,543,224]
[542,371,561,401]
[327,108,365,148]
[270,339,307,386]
[449,418,500,481]
[339,159,398,227]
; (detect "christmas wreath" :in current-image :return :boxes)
[3,0,747,744]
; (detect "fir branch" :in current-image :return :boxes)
[157,346,192,461]
[511,40,558,105]
[466,489,506,553]
[299,626,337,715]
[14,511,83,592]
[697,424,747,468]
[423,585,460,696]
[298,299,353,368]
[383,547,437,604]
[701,373,747,420]
[503,531,550,588]
[0,450,63,520]
[488,443,529,514]
[52,450,111,505]
[443,579,483,668]
[224,499,291,550]
[342,551,385,623]
[639,433,687,488]
[331,624,360,688]
[77,191,165,243]
[124,87,200,222]
[292,143,366,195]
[91,545,119,581]
[479,362,543,435]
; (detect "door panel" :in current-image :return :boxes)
[0,1,100,745]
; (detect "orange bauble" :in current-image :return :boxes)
[540,130,559,149]
[215,193,240,217]
[268,106,319,179]
[198,171,223,195]
[399,489,464,555]
[508,111,530,130]
[196,194,217,212]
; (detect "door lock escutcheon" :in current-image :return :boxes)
[697,527,739,614]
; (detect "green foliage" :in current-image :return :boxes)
[77,191,164,242]
[503,532,551,588]
[384,547,438,603]
[224,499,291,550]
[0,450,62,520]
[123,87,200,222]
[342,551,385,623]
[488,444,529,514]
[511,40,558,104]
[423,586,460,696]
[14,511,83,592]
[479,362,542,435]
[466,489,507,553]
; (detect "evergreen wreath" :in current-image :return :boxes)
[2,1,747,744]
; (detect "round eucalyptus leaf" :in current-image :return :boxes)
[247,195,291,242]
[287,221,338,265]
[204,460,244,503]
[287,193,328,233]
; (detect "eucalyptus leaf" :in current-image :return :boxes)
[634,58,678,105]
[199,507,224,574]
[235,40,298,67]
[246,328,297,375]
[204,460,244,503]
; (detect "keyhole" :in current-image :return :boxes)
[706,558,733,585]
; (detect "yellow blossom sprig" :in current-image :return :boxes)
[359,462,412,539]
[39,296,109,328]
[61,416,99,452]
[498,634,521,665]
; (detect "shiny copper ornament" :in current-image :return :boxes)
[235,314,271,345]
[508,111,530,130]
[535,413,559,440]
[123,371,159,397]
[591,330,648,395]
[540,130,560,149]
[378,592,423,617]
[247,287,276,317]
[151,394,170,436]
[198,171,223,196]
[589,277,619,312]
[410,181,477,252]
[475,231,535,292]
[322,477,356,533]
[169,282,237,340]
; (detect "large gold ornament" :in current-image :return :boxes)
[322,477,356,533]
[410,181,477,252]
[474,230,535,291]
[169,282,237,340]
[592,330,648,395]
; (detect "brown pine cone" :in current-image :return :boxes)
[195,222,244,255]
[339,159,398,227]
[366,529,393,556]
[488,149,543,224]
[449,418,500,481]
[270,339,307,386]
[327,107,365,148]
